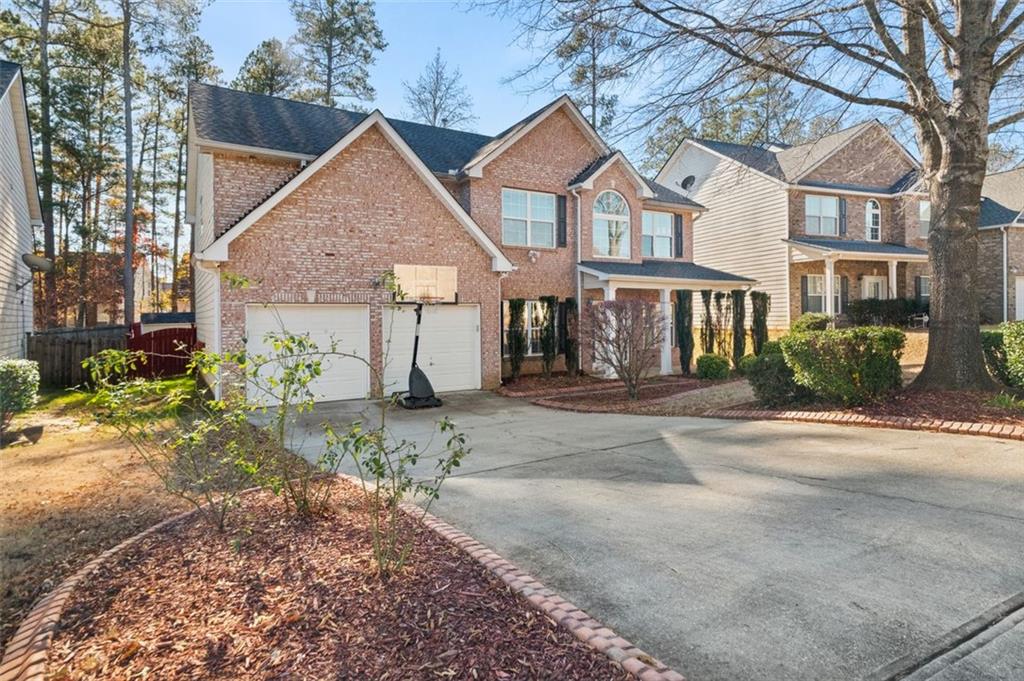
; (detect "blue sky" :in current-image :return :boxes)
[199,0,550,135]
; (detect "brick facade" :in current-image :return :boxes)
[802,125,916,188]
[789,259,925,322]
[213,125,503,390]
[978,227,1024,323]
[213,152,300,237]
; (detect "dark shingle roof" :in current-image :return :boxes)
[569,152,617,186]
[189,83,493,174]
[643,178,704,209]
[691,138,786,180]
[580,260,754,283]
[980,167,1024,227]
[0,60,21,94]
[787,237,927,256]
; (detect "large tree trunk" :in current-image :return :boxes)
[121,0,135,326]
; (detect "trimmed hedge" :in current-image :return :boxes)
[846,298,919,327]
[1001,321,1024,389]
[696,353,731,380]
[759,340,782,356]
[780,327,905,405]
[982,329,1012,387]
[1,359,40,433]
[737,354,758,376]
[747,350,814,408]
[792,313,831,333]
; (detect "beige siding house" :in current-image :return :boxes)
[0,61,43,358]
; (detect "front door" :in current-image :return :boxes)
[862,276,888,300]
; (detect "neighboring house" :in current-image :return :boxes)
[657,121,931,330]
[0,60,43,359]
[977,167,1024,323]
[185,84,751,401]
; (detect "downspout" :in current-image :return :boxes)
[571,188,583,372]
[498,270,508,383]
[1002,226,1009,323]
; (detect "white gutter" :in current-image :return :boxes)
[571,187,583,373]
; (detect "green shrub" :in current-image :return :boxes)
[791,313,831,333]
[760,340,783,356]
[737,354,758,376]
[1,359,40,440]
[699,290,714,353]
[750,291,771,356]
[846,298,917,327]
[747,351,814,408]
[564,297,579,378]
[1003,321,1024,389]
[538,296,558,377]
[982,329,1012,387]
[674,290,695,375]
[696,353,731,380]
[731,289,746,368]
[506,298,527,381]
[780,327,905,405]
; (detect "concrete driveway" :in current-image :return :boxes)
[293,392,1024,681]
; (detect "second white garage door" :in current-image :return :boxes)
[245,304,370,404]
[382,304,481,394]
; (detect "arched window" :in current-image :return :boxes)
[593,191,630,258]
[865,200,881,241]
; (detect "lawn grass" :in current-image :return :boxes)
[30,375,196,416]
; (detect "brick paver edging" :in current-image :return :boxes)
[705,408,1024,441]
[3,480,686,681]
[0,507,200,681]
[339,474,686,681]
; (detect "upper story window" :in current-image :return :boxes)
[642,211,673,258]
[865,200,881,241]
[805,195,839,236]
[502,188,555,248]
[593,190,630,258]
[918,200,931,237]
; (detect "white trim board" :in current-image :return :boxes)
[197,111,513,272]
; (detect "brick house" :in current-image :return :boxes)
[977,167,1024,323]
[185,84,752,401]
[657,121,934,330]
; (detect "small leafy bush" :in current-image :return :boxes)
[747,351,815,408]
[988,392,1024,412]
[696,353,731,380]
[982,329,1012,387]
[1002,321,1024,389]
[0,359,40,442]
[780,327,905,405]
[846,298,918,327]
[737,354,758,376]
[791,313,831,333]
[760,340,783,356]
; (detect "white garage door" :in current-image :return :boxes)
[245,304,370,404]
[382,304,481,394]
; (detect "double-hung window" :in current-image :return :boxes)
[642,211,673,258]
[804,274,842,314]
[502,188,555,248]
[805,195,839,236]
[593,190,630,258]
[918,200,931,237]
[865,200,881,241]
[502,300,557,356]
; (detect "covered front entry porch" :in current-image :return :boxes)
[579,260,755,375]
[785,238,929,322]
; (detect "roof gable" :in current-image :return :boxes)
[1,61,42,223]
[197,111,513,271]
[568,151,654,198]
[980,167,1024,227]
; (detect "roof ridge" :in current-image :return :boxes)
[986,165,1024,177]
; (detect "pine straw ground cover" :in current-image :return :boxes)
[536,377,723,413]
[47,482,630,681]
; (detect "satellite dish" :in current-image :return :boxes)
[679,175,696,191]
[22,253,54,273]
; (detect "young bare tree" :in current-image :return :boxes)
[586,298,664,400]
[498,0,1024,391]
[402,48,476,129]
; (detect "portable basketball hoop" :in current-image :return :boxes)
[397,296,444,410]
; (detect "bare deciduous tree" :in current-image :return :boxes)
[497,0,1024,391]
[402,48,476,129]
[586,298,664,399]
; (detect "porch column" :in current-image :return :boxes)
[604,283,617,301]
[887,260,898,299]
[824,257,836,316]
[660,288,673,375]
[599,283,617,378]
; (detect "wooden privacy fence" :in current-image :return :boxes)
[127,323,197,378]
[27,325,128,387]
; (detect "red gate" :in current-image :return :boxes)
[127,323,197,378]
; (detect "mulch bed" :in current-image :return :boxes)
[765,390,1024,426]
[497,373,612,397]
[46,483,630,681]
[535,377,716,413]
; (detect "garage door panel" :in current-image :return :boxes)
[383,305,480,394]
[246,304,370,404]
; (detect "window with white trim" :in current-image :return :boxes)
[917,275,931,303]
[865,199,881,241]
[805,195,839,236]
[642,211,673,258]
[804,274,842,314]
[502,300,557,356]
[502,188,555,247]
[593,190,630,258]
[918,200,931,237]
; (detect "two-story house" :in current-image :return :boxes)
[186,84,752,402]
[657,121,932,330]
[977,167,1024,323]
